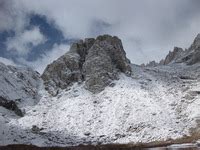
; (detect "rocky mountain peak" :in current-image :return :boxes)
[162,47,184,65]
[42,34,132,95]
[179,34,200,65]
[148,33,200,66]
[190,33,200,50]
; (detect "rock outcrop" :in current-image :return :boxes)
[145,61,158,67]
[0,96,23,117]
[179,34,200,65]
[152,34,200,66]
[162,47,184,65]
[135,34,200,68]
[42,35,132,95]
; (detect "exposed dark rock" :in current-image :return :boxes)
[178,34,200,65]
[158,59,165,65]
[163,47,184,65]
[145,61,158,67]
[0,143,199,150]
[179,76,196,80]
[42,35,132,95]
[150,34,200,66]
[189,33,200,50]
[41,52,82,96]
[186,48,200,65]
[84,132,91,136]
[0,96,24,117]
[31,125,43,134]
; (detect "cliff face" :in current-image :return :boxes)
[42,35,132,95]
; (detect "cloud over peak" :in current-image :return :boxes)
[6,27,46,56]
[1,0,200,72]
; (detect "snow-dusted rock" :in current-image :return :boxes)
[160,34,200,65]
[145,60,158,67]
[178,34,200,65]
[163,47,184,65]
[0,62,41,108]
[147,34,200,66]
[0,96,23,117]
[42,35,132,95]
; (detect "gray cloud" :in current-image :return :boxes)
[7,27,46,56]
[0,0,28,32]
[1,0,200,71]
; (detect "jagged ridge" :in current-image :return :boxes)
[145,34,200,67]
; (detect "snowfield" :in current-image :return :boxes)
[0,63,200,146]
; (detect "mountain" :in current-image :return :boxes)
[0,34,200,148]
[42,35,131,95]
[144,34,200,67]
[158,34,200,66]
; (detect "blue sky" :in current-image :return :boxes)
[0,13,76,72]
[1,0,200,73]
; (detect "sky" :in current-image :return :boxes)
[0,0,200,73]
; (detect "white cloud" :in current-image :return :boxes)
[19,44,70,74]
[15,0,200,64]
[1,0,200,67]
[6,27,46,56]
[0,57,16,66]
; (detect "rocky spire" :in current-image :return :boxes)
[162,47,184,65]
[179,34,200,65]
[42,35,132,95]
[155,34,200,66]
[189,33,200,50]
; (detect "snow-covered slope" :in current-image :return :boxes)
[1,63,200,146]
[0,62,41,107]
[0,62,42,120]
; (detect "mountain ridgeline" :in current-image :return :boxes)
[146,34,200,67]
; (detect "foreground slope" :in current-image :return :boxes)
[1,63,200,146]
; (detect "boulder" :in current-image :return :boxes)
[146,61,158,67]
[0,96,23,117]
